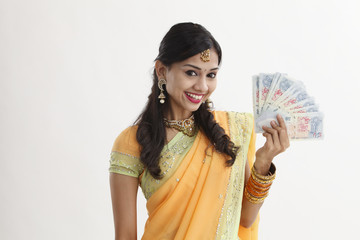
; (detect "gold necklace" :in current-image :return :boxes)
[163,114,197,137]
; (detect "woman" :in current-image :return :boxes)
[109,22,290,240]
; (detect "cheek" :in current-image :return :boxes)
[208,80,217,93]
[166,81,184,97]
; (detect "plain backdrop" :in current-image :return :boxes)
[1,0,360,239]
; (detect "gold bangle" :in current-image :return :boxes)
[244,164,277,204]
[250,173,274,185]
[248,175,272,190]
[252,162,276,181]
[244,189,268,204]
[246,176,272,198]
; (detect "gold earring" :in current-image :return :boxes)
[205,98,214,109]
[158,78,166,104]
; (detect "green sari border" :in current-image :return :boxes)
[215,112,254,240]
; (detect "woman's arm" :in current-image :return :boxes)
[240,159,264,228]
[240,114,290,228]
[109,173,139,240]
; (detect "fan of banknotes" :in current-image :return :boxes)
[252,72,324,140]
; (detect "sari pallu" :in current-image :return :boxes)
[140,111,259,240]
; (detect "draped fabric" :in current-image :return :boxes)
[109,111,259,239]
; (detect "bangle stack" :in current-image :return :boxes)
[244,162,276,204]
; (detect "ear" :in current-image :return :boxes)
[155,60,168,79]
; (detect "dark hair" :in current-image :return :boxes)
[135,22,238,179]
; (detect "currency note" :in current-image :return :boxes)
[258,73,275,113]
[262,73,293,112]
[291,104,319,114]
[252,75,260,118]
[287,112,324,139]
[286,97,316,111]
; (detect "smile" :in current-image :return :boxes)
[185,92,204,103]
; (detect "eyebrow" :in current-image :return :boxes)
[182,64,219,71]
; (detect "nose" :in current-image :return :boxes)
[194,75,208,93]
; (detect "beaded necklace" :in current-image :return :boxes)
[163,114,197,137]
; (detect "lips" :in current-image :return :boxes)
[185,92,204,103]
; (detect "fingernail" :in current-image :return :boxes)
[271,120,276,124]
[278,114,283,119]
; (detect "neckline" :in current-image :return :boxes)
[164,131,183,149]
[163,128,199,151]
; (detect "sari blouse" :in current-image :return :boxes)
[109,111,259,240]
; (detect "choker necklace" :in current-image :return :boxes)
[163,115,197,137]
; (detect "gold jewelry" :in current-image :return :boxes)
[164,115,197,137]
[158,78,166,104]
[252,163,276,181]
[205,98,214,109]
[200,49,210,62]
[245,163,276,204]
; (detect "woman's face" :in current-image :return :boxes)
[157,48,219,120]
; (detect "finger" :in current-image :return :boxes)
[262,125,277,135]
[278,127,290,149]
[276,114,287,130]
[262,131,273,146]
[265,123,281,149]
[271,120,289,150]
[270,119,282,131]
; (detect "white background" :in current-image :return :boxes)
[1,0,359,239]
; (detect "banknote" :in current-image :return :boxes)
[279,86,309,109]
[252,72,324,140]
[262,73,293,112]
[287,112,324,139]
[258,73,275,114]
[254,110,291,133]
[291,104,319,114]
[286,97,316,111]
[263,72,282,108]
[272,81,305,107]
[252,75,260,118]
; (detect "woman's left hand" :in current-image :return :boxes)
[254,114,290,175]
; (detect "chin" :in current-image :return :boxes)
[187,103,202,112]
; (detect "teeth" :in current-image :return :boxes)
[186,92,203,100]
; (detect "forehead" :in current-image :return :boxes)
[177,48,219,69]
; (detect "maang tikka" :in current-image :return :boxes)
[158,78,166,104]
[200,49,210,62]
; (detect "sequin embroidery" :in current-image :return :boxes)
[215,112,254,239]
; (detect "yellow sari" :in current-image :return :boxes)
[109,111,259,239]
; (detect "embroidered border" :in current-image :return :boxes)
[215,112,253,239]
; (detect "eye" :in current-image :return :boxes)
[207,72,217,78]
[185,70,197,76]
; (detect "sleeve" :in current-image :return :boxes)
[108,126,144,178]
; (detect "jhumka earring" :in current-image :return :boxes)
[205,98,214,109]
[158,78,166,104]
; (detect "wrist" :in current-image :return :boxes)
[254,159,272,176]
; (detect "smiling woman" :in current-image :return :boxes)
[155,48,218,120]
[109,22,289,240]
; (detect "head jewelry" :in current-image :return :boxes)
[200,49,210,62]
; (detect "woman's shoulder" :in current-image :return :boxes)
[111,125,141,158]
